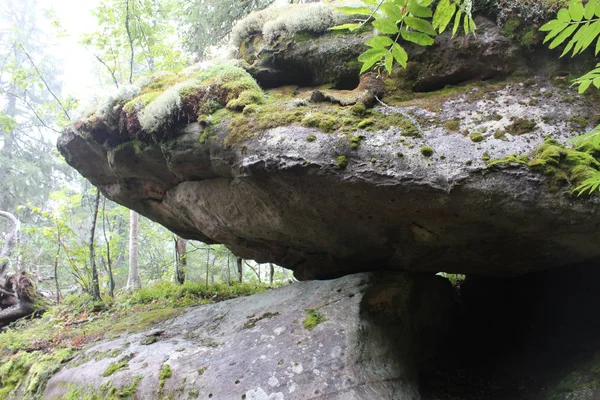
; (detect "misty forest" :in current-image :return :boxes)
[1,0,600,399]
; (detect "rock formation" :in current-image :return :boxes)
[44,273,455,399]
[58,4,600,281]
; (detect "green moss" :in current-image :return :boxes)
[482,152,491,161]
[336,155,349,169]
[188,389,200,398]
[506,118,537,135]
[123,91,161,114]
[109,308,183,335]
[159,363,173,390]
[350,134,365,149]
[303,309,327,330]
[487,138,600,193]
[350,103,366,117]
[567,116,589,129]
[470,133,485,142]
[494,130,507,140]
[0,349,73,399]
[370,157,377,163]
[443,119,461,132]
[420,146,434,157]
[501,17,521,37]
[396,152,404,158]
[358,119,375,129]
[306,134,317,142]
[101,354,133,377]
[466,160,473,166]
[197,367,208,376]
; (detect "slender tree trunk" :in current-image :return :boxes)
[269,263,274,285]
[237,257,243,284]
[54,241,61,304]
[126,210,141,290]
[0,211,20,278]
[227,254,231,286]
[102,197,115,297]
[205,246,211,289]
[89,191,101,300]
[174,237,187,284]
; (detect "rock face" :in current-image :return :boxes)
[58,6,600,280]
[44,272,455,400]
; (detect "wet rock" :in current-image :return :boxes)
[44,272,455,400]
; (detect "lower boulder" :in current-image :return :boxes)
[44,272,455,399]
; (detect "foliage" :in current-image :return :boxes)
[81,0,188,85]
[540,0,600,194]
[333,0,476,74]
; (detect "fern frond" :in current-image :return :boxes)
[574,172,600,195]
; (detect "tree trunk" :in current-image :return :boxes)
[205,246,211,289]
[0,272,50,329]
[237,257,243,284]
[54,241,61,304]
[269,263,275,284]
[174,237,187,284]
[89,191,101,300]
[227,254,231,286]
[0,211,20,278]
[126,210,141,290]
[102,197,115,297]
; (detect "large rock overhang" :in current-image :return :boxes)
[58,12,600,280]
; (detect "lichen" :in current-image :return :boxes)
[230,2,356,47]
[303,309,327,330]
[306,134,317,142]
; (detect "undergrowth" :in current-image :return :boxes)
[0,281,277,399]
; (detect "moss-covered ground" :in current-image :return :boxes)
[0,281,277,399]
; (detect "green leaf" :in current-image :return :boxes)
[385,53,394,74]
[362,0,379,4]
[392,42,408,67]
[463,11,470,34]
[540,19,565,32]
[330,23,362,31]
[336,6,373,15]
[381,3,403,21]
[404,16,436,35]
[596,36,600,54]
[569,0,584,21]
[407,3,432,18]
[575,20,600,54]
[561,24,586,56]
[401,30,435,45]
[584,0,597,19]
[358,47,388,62]
[365,36,395,48]
[557,8,572,22]
[578,79,592,93]
[452,9,462,36]
[432,0,456,33]
[360,54,382,74]
[543,22,569,43]
[548,23,579,48]
[373,18,400,34]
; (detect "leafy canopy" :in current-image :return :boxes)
[332,0,475,74]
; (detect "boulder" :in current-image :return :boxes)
[44,272,455,400]
[59,7,600,280]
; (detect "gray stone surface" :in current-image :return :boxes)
[45,272,454,400]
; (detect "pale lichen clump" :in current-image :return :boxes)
[230,1,358,46]
[119,65,264,139]
[97,85,141,122]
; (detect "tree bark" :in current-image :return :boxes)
[126,210,141,290]
[174,237,187,285]
[102,197,115,297]
[0,211,20,278]
[269,263,274,284]
[237,257,243,284]
[89,191,101,300]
